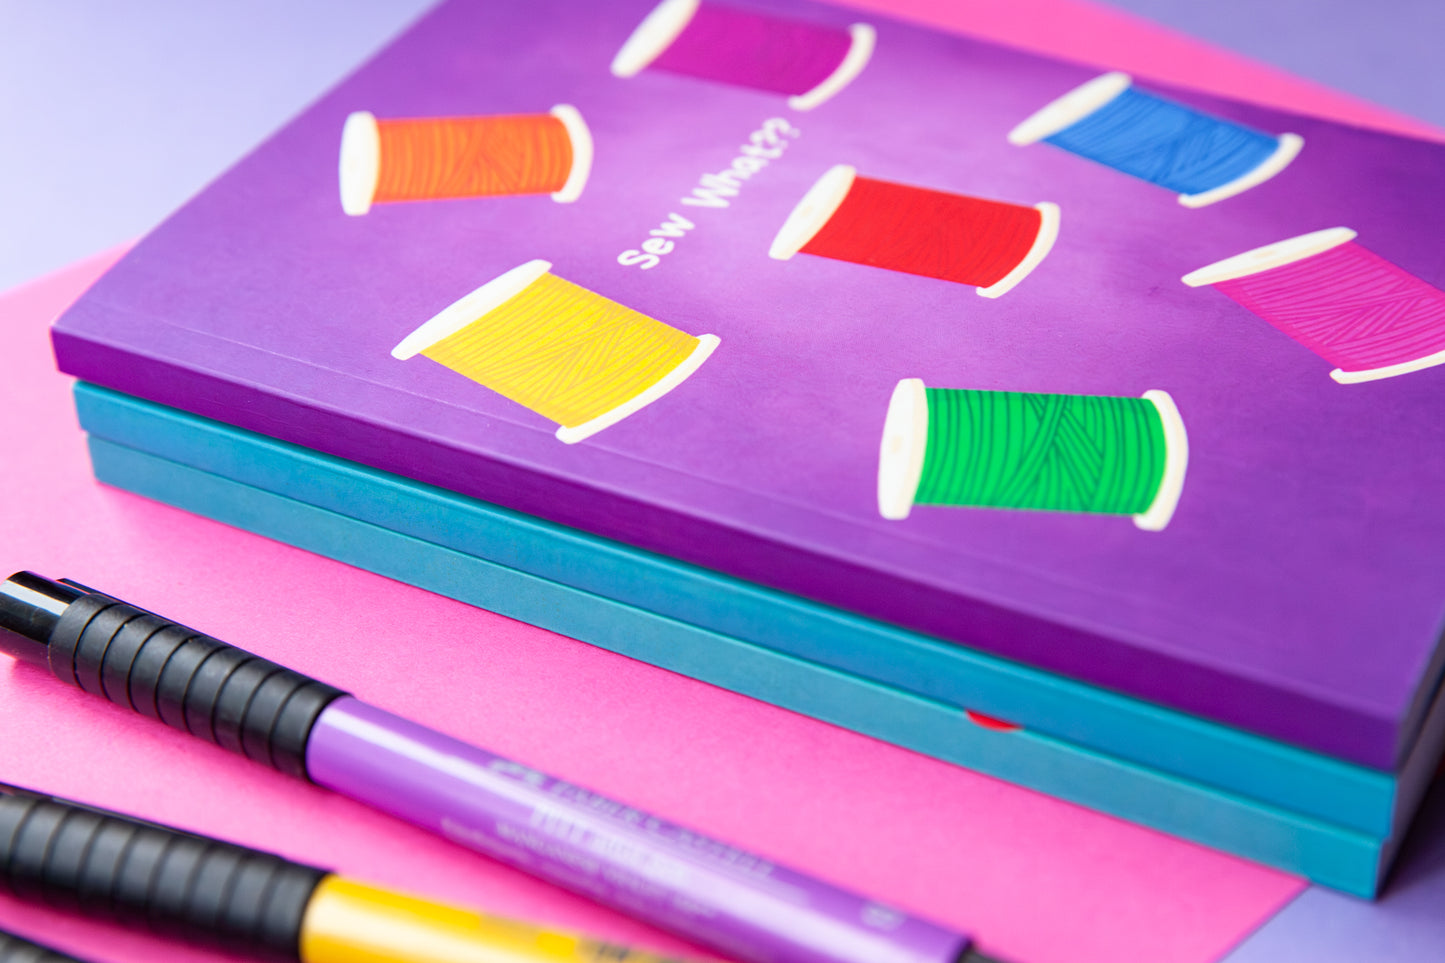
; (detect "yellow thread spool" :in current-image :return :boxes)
[392,260,719,443]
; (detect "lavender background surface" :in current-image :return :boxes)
[0,0,434,291]
[1110,0,1445,130]
[52,0,1445,765]
[1224,775,1445,960]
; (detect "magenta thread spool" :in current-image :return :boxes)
[611,0,875,111]
[1183,228,1445,383]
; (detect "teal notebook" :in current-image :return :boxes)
[73,382,1445,895]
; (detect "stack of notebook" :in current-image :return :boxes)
[51,0,1445,896]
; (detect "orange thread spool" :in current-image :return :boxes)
[339,106,592,215]
[769,165,1059,298]
[375,114,571,202]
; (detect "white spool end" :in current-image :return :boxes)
[549,105,593,203]
[769,164,856,261]
[977,201,1061,298]
[877,378,929,521]
[339,111,380,216]
[1179,132,1304,208]
[556,333,720,443]
[1135,389,1188,532]
[611,0,699,77]
[1181,227,1356,288]
[1332,347,1445,384]
[1008,72,1131,146]
[789,23,876,111]
[392,259,552,360]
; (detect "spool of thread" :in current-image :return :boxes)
[877,379,1188,531]
[1183,227,1445,383]
[392,259,719,443]
[339,105,593,215]
[1008,72,1303,208]
[769,165,1059,297]
[611,0,875,111]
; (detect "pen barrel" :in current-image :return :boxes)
[0,930,90,963]
[0,789,326,962]
[44,589,345,780]
[308,698,971,963]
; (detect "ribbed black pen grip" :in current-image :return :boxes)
[0,930,89,963]
[46,593,344,780]
[0,792,325,961]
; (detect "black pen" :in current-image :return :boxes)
[0,780,696,963]
[0,572,1005,963]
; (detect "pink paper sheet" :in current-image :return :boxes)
[14,0,1436,957]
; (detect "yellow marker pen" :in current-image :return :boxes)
[0,782,689,963]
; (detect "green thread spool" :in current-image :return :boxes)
[877,379,1188,530]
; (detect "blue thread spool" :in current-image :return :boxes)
[1008,72,1303,208]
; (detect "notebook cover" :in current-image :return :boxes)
[50,0,1445,768]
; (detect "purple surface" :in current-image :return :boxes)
[0,0,433,291]
[51,0,1445,767]
[306,697,969,963]
[1224,774,1445,961]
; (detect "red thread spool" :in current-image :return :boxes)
[769,165,1060,297]
[339,105,593,215]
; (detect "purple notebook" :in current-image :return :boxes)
[53,0,1445,769]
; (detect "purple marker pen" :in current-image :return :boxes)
[0,573,1005,963]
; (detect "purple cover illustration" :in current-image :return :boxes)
[52,0,1445,769]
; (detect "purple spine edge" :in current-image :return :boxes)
[48,327,1406,770]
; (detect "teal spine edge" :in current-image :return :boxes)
[70,382,1408,838]
[85,430,1390,896]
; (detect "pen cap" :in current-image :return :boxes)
[0,572,84,666]
[0,783,328,962]
[0,928,94,963]
[0,572,345,781]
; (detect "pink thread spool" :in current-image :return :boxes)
[1183,228,1445,383]
[611,0,875,111]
